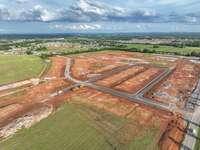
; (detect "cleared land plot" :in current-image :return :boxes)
[96,66,146,87]
[71,57,123,80]
[0,55,47,85]
[0,102,160,150]
[146,60,199,108]
[45,57,66,78]
[115,67,163,93]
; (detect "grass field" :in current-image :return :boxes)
[126,44,200,55]
[0,55,47,85]
[0,102,160,150]
[47,44,88,52]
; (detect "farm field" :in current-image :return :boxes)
[0,55,47,85]
[126,43,200,55]
[47,45,88,52]
[0,102,160,150]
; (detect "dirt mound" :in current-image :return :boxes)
[0,105,53,138]
[159,117,186,150]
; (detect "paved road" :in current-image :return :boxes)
[87,83,171,111]
[65,58,173,112]
[42,83,81,103]
[134,68,173,96]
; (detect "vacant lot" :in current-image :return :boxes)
[146,60,199,109]
[0,102,160,150]
[96,66,146,87]
[0,55,47,84]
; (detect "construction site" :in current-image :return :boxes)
[0,51,199,150]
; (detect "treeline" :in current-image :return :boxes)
[39,48,103,59]
[38,46,200,60]
[189,51,200,57]
[166,41,200,48]
[102,47,200,57]
[0,44,11,51]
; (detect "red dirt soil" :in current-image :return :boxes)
[115,67,164,93]
[45,56,67,78]
[70,51,160,81]
[71,57,124,80]
[159,117,186,150]
[96,66,146,87]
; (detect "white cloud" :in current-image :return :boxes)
[32,5,58,22]
[186,16,197,23]
[17,5,60,22]
[51,24,102,30]
[0,0,199,24]
[141,9,157,17]
[78,0,104,15]
[76,0,127,18]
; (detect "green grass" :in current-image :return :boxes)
[0,55,47,85]
[46,44,89,52]
[126,43,200,55]
[0,102,160,150]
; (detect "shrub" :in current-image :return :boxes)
[153,45,159,48]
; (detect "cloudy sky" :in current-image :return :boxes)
[0,0,200,33]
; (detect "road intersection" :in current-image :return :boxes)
[65,58,173,112]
